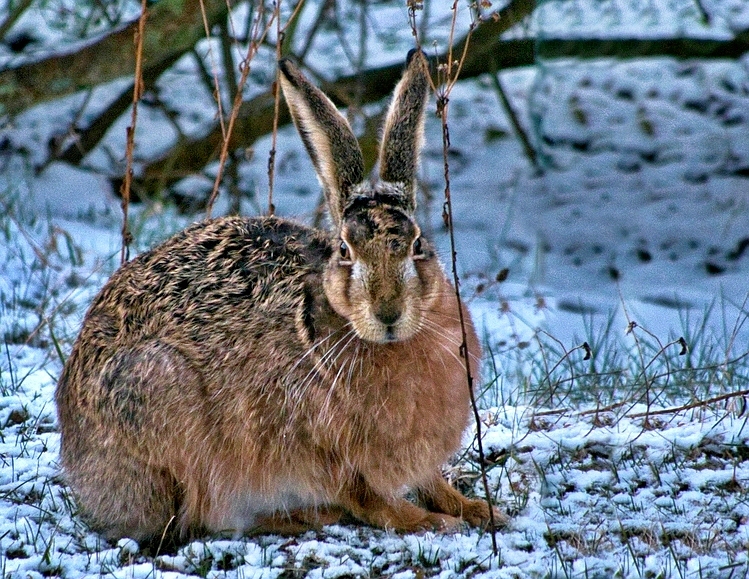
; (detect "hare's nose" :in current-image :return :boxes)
[375,303,401,326]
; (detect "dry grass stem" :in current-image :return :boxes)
[408,1,498,556]
[119,0,148,265]
[198,0,228,141]
[206,2,276,217]
[268,0,306,216]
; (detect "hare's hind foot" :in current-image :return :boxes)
[417,475,509,530]
[70,454,185,546]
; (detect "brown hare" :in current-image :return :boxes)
[56,49,504,546]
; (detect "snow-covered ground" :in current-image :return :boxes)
[2,0,749,577]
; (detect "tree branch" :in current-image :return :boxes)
[537,34,749,60]
[55,52,182,166]
[129,0,537,197]
[129,30,749,198]
[0,0,229,117]
[0,0,35,42]
[10,0,748,202]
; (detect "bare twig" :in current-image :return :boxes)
[534,331,592,407]
[198,0,228,141]
[267,5,283,216]
[220,18,240,121]
[692,0,710,25]
[488,60,539,169]
[120,0,148,265]
[723,292,749,373]
[268,0,306,216]
[529,344,749,420]
[619,296,655,425]
[439,95,499,552]
[297,0,331,62]
[535,383,749,420]
[0,0,34,43]
[629,388,749,418]
[410,0,498,556]
[206,3,276,217]
[56,51,182,166]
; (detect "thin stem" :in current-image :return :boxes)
[206,3,275,217]
[489,61,539,168]
[198,0,227,141]
[438,92,498,556]
[413,0,498,555]
[268,0,306,215]
[267,3,283,216]
[120,0,148,264]
[629,388,749,418]
[0,0,34,41]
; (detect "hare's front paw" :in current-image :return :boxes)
[461,498,508,529]
[424,512,462,532]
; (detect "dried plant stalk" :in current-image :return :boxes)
[409,0,499,556]
[119,0,148,264]
[268,0,306,216]
[206,2,276,217]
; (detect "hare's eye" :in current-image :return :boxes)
[339,240,351,261]
[412,237,424,257]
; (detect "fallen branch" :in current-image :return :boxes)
[529,384,749,421]
[0,0,229,117]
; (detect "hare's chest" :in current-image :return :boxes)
[346,374,468,488]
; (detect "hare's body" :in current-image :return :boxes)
[57,51,504,544]
[58,216,479,540]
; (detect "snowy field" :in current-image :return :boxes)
[3,0,749,577]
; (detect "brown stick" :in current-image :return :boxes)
[628,389,749,418]
[267,0,307,216]
[489,60,539,169]
[205,4,276,217]
[414,1,499,556]
[120,0,148,265]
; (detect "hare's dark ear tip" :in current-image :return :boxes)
[405,48,422,66]
[278,58,296,82]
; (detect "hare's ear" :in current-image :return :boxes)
[279,59,365,227]
[378,49,430,213]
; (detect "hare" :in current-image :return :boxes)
[56,49,504,546]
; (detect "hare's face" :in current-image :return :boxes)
[323,192,443,344]
[279,52,439,344]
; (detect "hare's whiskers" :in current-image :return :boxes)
[418,318,463,348]
[295,327,357,395]
[418,320,479,369]
[320,331,361,422]
[289,332,337,375]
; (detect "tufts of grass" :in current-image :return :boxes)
[480,296,749,415]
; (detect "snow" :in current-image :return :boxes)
[3,0,749,577]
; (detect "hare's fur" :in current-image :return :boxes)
[56,51,503,545]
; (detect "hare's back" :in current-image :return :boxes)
[86,215,332,343]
